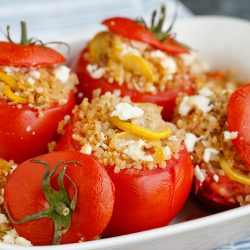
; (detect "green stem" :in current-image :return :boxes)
[20,21,28,45]
[55,202,70,216]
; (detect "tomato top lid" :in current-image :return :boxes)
[102,4,190,55]
[0,21,66,67]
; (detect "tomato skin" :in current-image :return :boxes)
[227,83,250,169]
[194,163,250,211]
[103,148,193,237]
[0,93,75,163]
[102,17,189,55]
[57,126,194,236]
[4,151,115,245]
[72,50,194,120]
[0,42,65,67]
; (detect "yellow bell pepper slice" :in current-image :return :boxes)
[121,54,155,82]
[0,71,18,89]
[110,116,171,140]
[2,84,28,104]
[219,157,250,186]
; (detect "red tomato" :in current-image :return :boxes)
[102,17,188,55]
[194,163,250,211]
[4,151,115,245]
[0,42,65,67]
[0,93,75,163]
[72,49,194,120]
[227,83,250,169]
[56,123,194,237]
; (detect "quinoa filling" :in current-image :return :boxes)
[0,65,78,110]
[174,77,250,205]
[58,91,185,173]
[84,31,206,94]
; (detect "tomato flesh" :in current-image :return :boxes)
[4,151,115,245]
[0,42,65,67]
[72,49,194,120]
[227,83,250,169]
[0,93,75,163]
[57,124,194,236]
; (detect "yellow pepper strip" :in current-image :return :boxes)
[219,157,250,186]
[0,72,18,90]
[121,54,156,82]
[2,84,28,104]
[0,159,9,168]
[110,116,172,140]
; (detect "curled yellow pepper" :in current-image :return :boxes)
[219,157,250,186]
[110,116,172,140]
[0,72,28,103]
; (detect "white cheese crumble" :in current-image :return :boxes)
[203,147,219,163]
[223,131,238,141]
[178,95,213,116]
[120,43,141,57]
[198,86,214,97]
[64,115,71,122]
[163,146,171,160]
[86,64,106,79]
[150,50,177,74]
[131,40,148,51]
[123,139,153,162]
[3,229,32,246]
[30,70,41,79]
[77,92,84,98]
[53,65,70,83]
[213,174,219,183]
[59,98,68,105]
[111,103,144,121]
[194,165,206,183]
[80,144,92,155]
[0,213,8,224]
[185,133,200,153]
[27,77,35,85]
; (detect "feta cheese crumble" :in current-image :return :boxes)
[80,144,92,155]
[111,103,144,121]
[53,65,70,83]
[163,146,171,160]
[194,165,206,183]
[198,86,214,97]
[86,64,106,79]
[184,133,200,153]
[123,139,153,162]
[223,131,238,141]
[203,147,219,163]
[178,95,213,116]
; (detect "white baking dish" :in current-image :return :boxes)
[1,16,250,250]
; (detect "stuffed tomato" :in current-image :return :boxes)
[71,5,208,120]
[174,75,250,210]
[56,91,193,237]
[0,22,78,163]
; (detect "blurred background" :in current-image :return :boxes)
[0,0,249,41]
[182,0,250,20]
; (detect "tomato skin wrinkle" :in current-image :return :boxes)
[4,151,115,245]
[57,125,194,237]
[227,83,250,169]
[0,42,65,67]
[102,17,188,55]
[0,92,75,163]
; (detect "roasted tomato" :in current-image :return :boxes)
[72,4,194,120]
[227,83,250,169]
[4,151,115,245]
[174,75,250,210]
[0,22,77,163]
[56,93,193,236]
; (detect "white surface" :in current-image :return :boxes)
[1,16,250,250]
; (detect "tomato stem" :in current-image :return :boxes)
[55,201,70,216]
[20,21,29,45]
